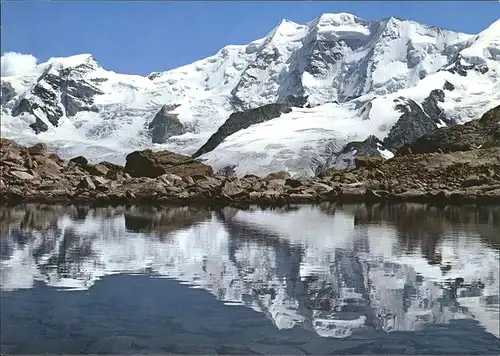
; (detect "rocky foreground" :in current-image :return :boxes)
[1,105,499,206]
[1,140,499,206]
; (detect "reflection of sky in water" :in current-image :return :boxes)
[1,204,499,340]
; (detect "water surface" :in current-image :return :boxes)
[1,203,499,355]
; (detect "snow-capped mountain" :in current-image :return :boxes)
[1,14,499,176]
[1,205,499,339]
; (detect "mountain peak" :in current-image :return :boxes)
[46,54,101,71]
[313,12,362,25]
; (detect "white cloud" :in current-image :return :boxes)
[1,52,38,77]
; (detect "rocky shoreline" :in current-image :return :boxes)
[1,136,499,207]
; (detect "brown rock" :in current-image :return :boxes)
[354,156,384,169]
[266,179,287,191]
[77,177,96,191]
[343,172,358,183]
[264,171,291,181]
[285,178,302,188]
[461,175,489,188]
[310,182,333,193]
[70,156,89,166]
[28,143,49,156]
[4,151,23,164]
[106,169,125,181]
[93,176,109,186]
[10,171,35,180]
[124,149,213,178]
[85,164,109,176]
[320,167,340,178]
[221,179,244,197]
[288,193,315,202]
[248,191,262,200]
[99,161,123,171]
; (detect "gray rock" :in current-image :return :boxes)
[399,105,500,155]
[11,171,35,180]
[148,105,186,144]
[1,80,16,105]
[383,97,440,152]
[192,103,291,158]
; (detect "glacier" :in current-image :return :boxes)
[1,14,499,176]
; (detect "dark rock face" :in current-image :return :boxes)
[148,105,186,144]
[1,81,16,105]
[284,95,309,108]
[60,77,103,117]
[446,54,489,77]
[383,97,439,152]
[10,59,103,135]
[70,156,89,166]
[12,76,64,128]
[125,149,213,178]
[341,135,383,158]
[422,89,453,126]
[399,105,500,155]
[192,103,292,158]
[29,118,49,134]
[443,81,455,91]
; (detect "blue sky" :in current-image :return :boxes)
[2,1,498,75]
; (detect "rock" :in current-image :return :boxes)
[285,178,302,188]
[343,172,357,182]
[264,171,291,181]
[10,171,34,180]
[248,191,262,200]
[159,173,183,183]
[288,193,315,202]
[462,175,489,187]
[93,176,109,186]
[391,189,427,201]
[320,167,340,178]
[77,177,96,190]
[106,170,125,181]
[221,179,244,197]
[28,143,49,156]
[310,182,333,193]
[0,179,6,189]
[365,189,382,202]
[192,103,292,158]
[399,104,500,155]
[70,156,89,166]
[148,105,186,144]
[3,150,23,164]
[383,97,442,152]
[124,149,213,178]
[85,164,109,176]
[340,185,366,200]
[354,156,384,169]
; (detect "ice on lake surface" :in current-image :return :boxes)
[1,203,499,355]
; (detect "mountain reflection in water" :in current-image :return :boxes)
[1,203,499,355]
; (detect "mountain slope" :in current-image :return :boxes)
[1,15,499,176]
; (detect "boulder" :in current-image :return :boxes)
[124,149,213,178]
[28,143,49,156]
[264,171,291,181]
[11,171,35,180]
[354,156,384,169]
[70,156,89,166]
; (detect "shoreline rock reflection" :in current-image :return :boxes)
[1,203,499,339]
